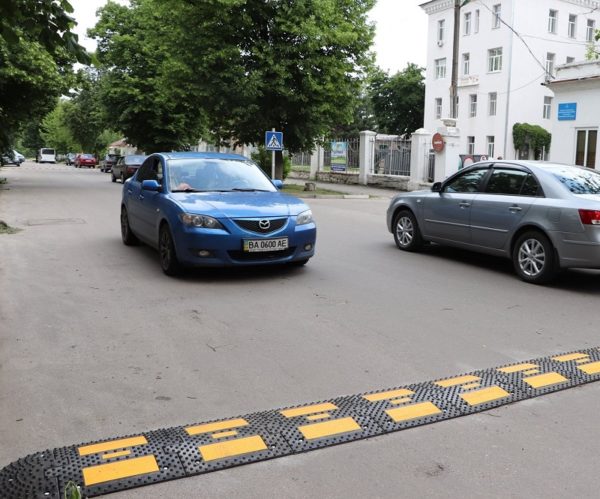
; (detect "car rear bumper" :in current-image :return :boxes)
[173,224,317,267]
[554,230,600,269]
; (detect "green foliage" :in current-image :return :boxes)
[251,146,291,179]
[63,481,81,499]
[0,0,88,153]
[40,100,81,154]
[369,64,425,136]
[513,123,552,157]
[90,0,376,170]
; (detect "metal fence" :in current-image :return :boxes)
[372,136,411,176]
[290,152,311,172]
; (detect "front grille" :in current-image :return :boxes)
[228,247,296,261]
[233,218,287,234]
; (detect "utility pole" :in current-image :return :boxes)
[450,0,461,119]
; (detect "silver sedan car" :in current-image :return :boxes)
[387,161,600,284]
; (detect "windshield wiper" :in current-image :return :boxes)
[231,188,270,192]
[171,188,204,193]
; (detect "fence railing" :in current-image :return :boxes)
[372,137,411,176]
[427,150,435,183]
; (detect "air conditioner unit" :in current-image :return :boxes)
[437,40,444,47]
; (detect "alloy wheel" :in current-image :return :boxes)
[518,238,546,277]
[396,216,414,247]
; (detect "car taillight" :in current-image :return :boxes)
[578,209,600,225]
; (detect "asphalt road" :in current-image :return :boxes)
[1,162,600,498]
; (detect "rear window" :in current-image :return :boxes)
[41,149,55,155]
[82,154,94,159]
[550,167,600,194]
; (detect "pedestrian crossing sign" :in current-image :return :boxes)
[265,131,284,151]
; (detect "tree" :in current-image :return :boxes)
[91,0,376,177]
[513,123,551,159]
[40,100,81,154]
[90,1,209,153]
[369,64,425,136]
[0,0,88,153]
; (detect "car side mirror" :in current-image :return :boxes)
[142,179,161,191]
[272,179,283,189]
[432,182,442,193]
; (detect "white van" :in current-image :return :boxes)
[37,148,56,163]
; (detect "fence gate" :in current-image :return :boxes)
[373,135,411,176]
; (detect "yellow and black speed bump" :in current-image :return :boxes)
[3,347,600,498]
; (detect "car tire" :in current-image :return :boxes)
[393,210,423,252]
[121,206,139,246]
[159,224,181,276]
[120,173,125,184]
[111,173,117,183]
[512,231,558,284]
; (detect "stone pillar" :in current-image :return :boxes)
[309,145,323,180]
[359,130,377,186]
[436,126,461,182]
[408,128,432,191]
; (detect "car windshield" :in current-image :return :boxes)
[548,166,600,195]
[167,158,277,192]
[41,149,54,155]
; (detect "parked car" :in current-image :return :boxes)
[74,153,97,168]
[100,153,121,173]
[387,161,600,284]
[111,155,145,182]
[65,153,76,165]
[1,150,24,166]
[120,152,316,275]
[37,148,56,163]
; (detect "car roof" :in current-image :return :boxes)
[159,151,248,161]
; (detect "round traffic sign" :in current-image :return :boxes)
[432,133,445,152]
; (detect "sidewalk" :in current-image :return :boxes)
[284,176,404,199]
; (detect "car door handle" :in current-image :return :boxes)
[509,206,522,213]
[459,202,471,208]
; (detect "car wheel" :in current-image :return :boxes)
[121,206,139,246]
[512,231,558,284]
[159,224,181,276]
[393,210,423,252]
[120,173,125,183]
[111,173,117,183]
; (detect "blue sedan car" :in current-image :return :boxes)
[120,152,316,275]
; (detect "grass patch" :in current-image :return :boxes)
[0,220,20,234]
[282,183,347,196]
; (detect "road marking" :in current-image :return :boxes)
[435,375,480,387]
[280,402,338,418]
[78,436,147,456]
[186,418,248,436]
[102,450,131,460]
[578,361,600,375]
[363,388,414,402]
[523,372,568,389]
[460,386,510,406]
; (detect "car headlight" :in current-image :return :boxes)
[296,209,314,226]
[179,213,223,229]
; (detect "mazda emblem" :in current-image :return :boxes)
[259,219,271,230]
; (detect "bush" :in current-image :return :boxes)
[251,146,291,179]
[513,123,551,158]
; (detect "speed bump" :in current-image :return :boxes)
[3,347,600,498]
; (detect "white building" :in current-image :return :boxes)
[546,59,600,168]
[420,0,600,164]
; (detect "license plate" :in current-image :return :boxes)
[243,237,288,252]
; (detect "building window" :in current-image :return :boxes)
[488,92,497,116]
[568,14,577,39]
[492,4,501,29]
[576,129,598,168]
[488,48,503,72]
[566,56,575,64]
[543,96,552,119]
[474,10,480,33]
[464,12,471,35]
[548,10,558,34]
[435,98,442,119]
[467,136,475,155]
[487,136,495,158]
[587,19,596,42]
[462,53,470,75]
[435,58,447,79]
[469,94,477,117]
[546,52,555,76]
[437,19,445,43]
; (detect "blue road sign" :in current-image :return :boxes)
[558,102,577,121]
[265,131,284,151]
